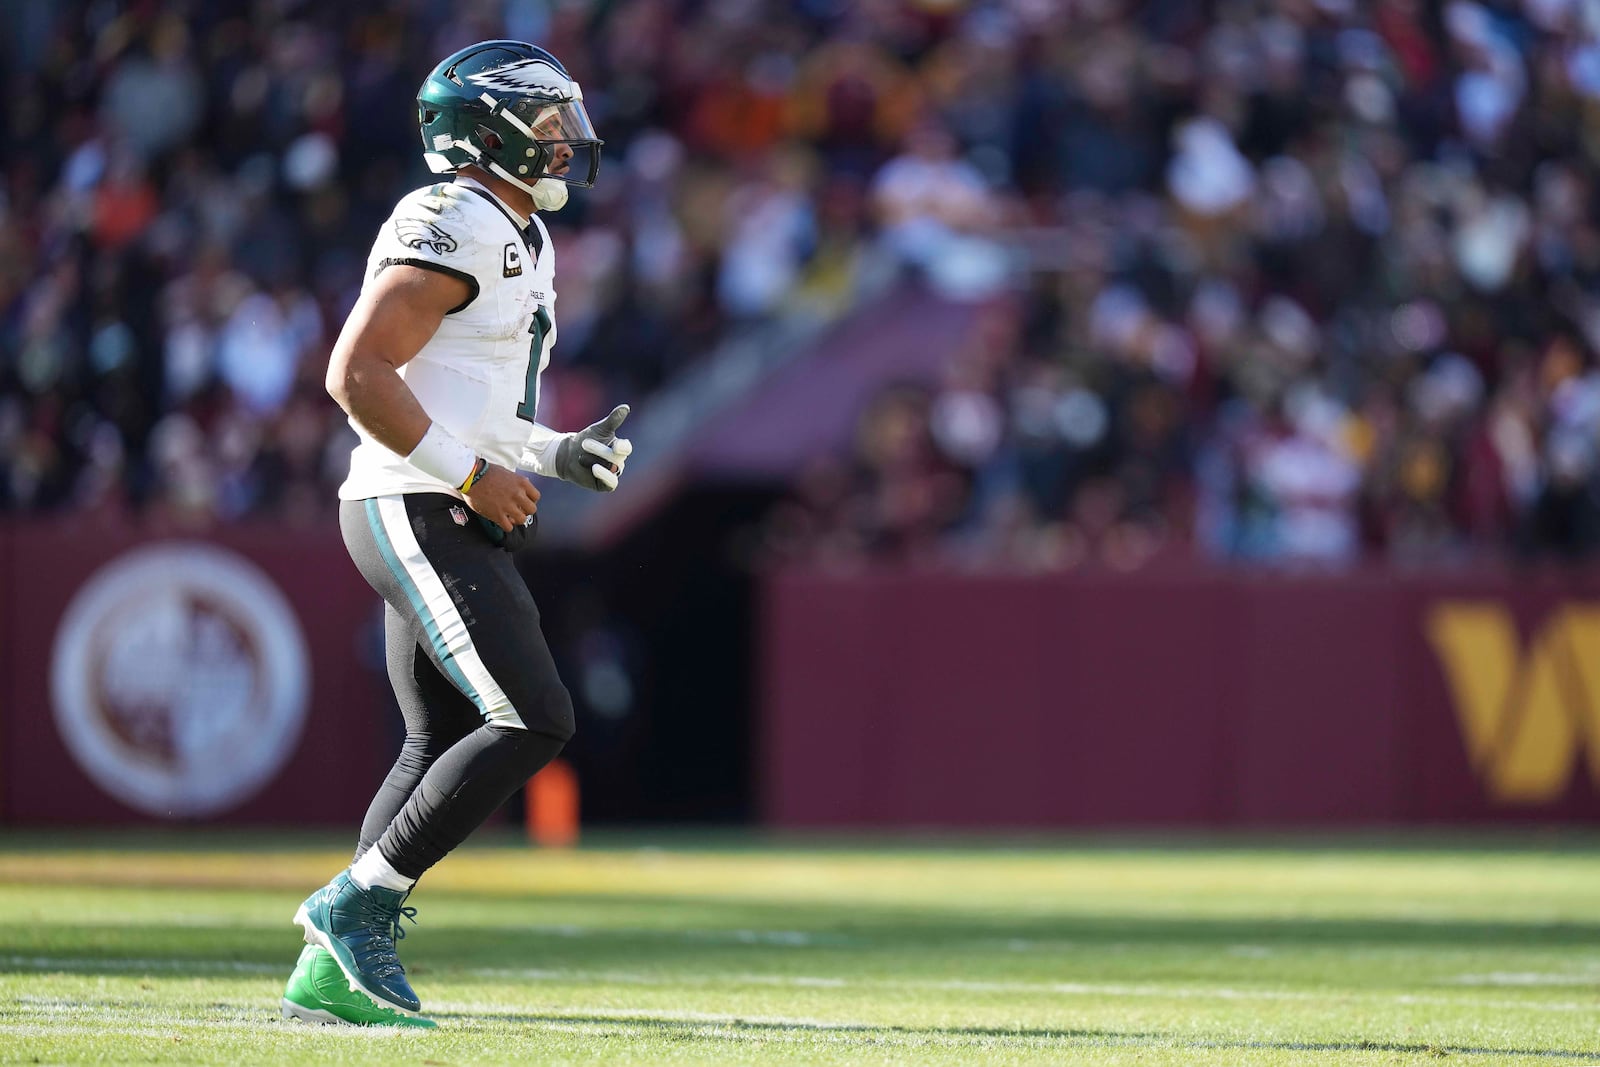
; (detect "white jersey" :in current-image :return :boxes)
[338,177,557,500]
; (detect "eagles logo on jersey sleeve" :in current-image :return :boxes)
[369,185,495,315]
[394,218,458,255]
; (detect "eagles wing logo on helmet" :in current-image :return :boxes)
[394,218,458,255]
[466,58,570,96]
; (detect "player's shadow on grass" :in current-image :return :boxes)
[457,1012,1600,1060]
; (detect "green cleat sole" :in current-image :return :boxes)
[281,944,437,1028]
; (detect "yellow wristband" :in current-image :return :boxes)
[458,457,488,493]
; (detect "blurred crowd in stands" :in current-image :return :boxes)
[4,0,1600,565]
[769,0,1600,567]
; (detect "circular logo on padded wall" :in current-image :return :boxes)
[50,543,311,818]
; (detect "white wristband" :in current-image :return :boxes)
[518,424,567,477]
[406,423,477,488]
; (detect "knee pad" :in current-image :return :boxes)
[528,683,575,743]
[482,722,568,780]
[488,680,574,744]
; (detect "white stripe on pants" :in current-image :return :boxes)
[373,494,519,727]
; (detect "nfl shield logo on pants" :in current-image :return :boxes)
[450,506,468,526]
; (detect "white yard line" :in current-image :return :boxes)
[476,924,843,946]
[0,1018,1158,1052]
[425,1016,1132,1049]
[429,1001,869,1029]
[1451,971,1600,987]
[3,1015,1593,1060]
[6,954,1598,1015]
[466,965,1600,1014]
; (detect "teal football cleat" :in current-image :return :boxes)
[293,871,422,1014]
[281,945,437,1028]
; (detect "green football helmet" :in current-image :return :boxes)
[417,41,602,203]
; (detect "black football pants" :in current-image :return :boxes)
[339,493,573,880]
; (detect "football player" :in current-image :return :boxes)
[283,41,630,1027]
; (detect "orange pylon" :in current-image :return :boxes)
[525,758,579,847]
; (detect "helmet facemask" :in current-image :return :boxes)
[476,96,600,209]
[468,59,601,209]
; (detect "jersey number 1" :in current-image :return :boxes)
[517,306,553,424]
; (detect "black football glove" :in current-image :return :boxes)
[553,404,633,492]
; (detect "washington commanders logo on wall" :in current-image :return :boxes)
[1427,602,1600,805]
[49,544,311,818]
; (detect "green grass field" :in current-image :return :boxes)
[2,832,1599,1065]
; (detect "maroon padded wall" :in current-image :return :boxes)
[761,567,1600,827]
[1,522,388,825]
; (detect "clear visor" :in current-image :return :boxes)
[507,97,599,145]
[505,97,600,186]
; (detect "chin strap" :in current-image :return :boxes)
[432,135,570,212]
[481,157,540,198]
[481,158,567,211]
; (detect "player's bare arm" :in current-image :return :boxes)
[324,263,459,454]
[325,264,541,531]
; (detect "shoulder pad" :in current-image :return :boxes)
[384,185,488,257]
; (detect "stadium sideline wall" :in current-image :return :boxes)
[8,519,1600,828]
[0,523,387,824]
[762,567,1600,827]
